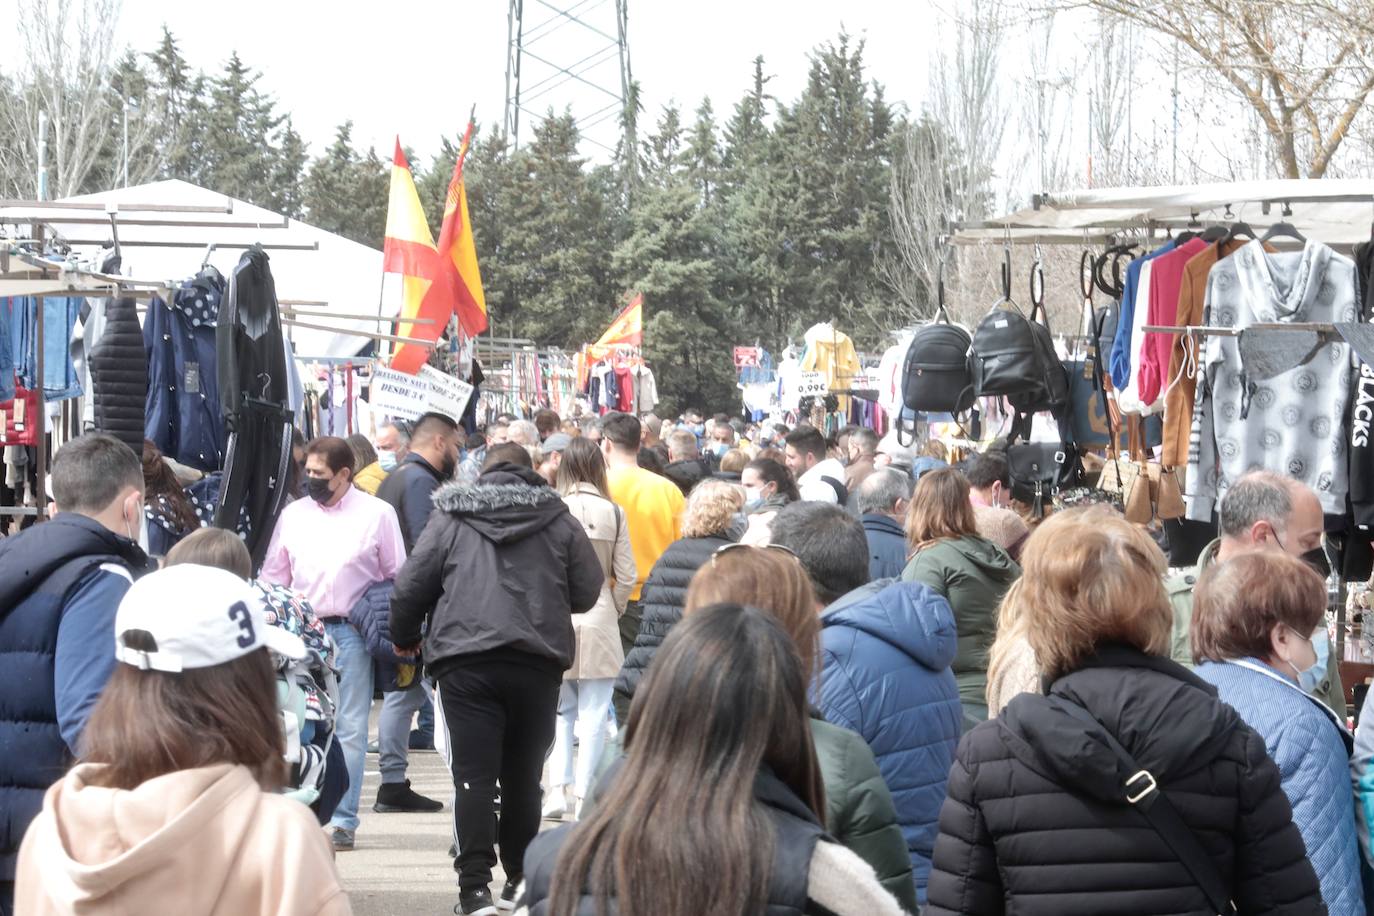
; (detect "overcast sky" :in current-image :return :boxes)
[86,0,944,164]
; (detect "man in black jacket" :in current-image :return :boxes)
[370,412,460,814]
[390,443,603,916]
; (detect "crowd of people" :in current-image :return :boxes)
[0,402,1370,915]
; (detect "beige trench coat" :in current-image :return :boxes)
[562,484,636,680]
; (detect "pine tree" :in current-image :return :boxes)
[616,111,736,415]
[268,118,309,219]
[491,113,617,347]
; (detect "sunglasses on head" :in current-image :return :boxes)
[710,542,800,568]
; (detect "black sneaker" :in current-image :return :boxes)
[496,879,520,912]
[374,779,444,813]
[455,886,497,916]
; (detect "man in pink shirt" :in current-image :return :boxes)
[261,436,406,851]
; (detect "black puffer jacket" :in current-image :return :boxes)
[389,464,604,675]
[614,533,734,700]
[87,296,147,456]
[925,644,1324,915]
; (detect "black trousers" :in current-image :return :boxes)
[438,660,559,891]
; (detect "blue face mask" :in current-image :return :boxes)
[378,449,398,472]
[711,442,730,458]
[689,424,705,437]
[1298,629,1330,696]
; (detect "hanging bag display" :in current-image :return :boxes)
[901,309,975,415]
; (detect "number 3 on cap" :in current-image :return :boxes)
[228,601,256,649]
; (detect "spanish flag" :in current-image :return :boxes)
[383,140,441,374]
[596,293,643,347]
[424,120,488,340]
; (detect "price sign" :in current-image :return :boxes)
[418,365,476,422]
[797,371,829,398]
[733,346,761,369]
[369,368,429,421]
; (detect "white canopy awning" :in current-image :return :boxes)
[954,178,1374,248]
[0,179,397,358]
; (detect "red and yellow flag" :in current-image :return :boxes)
[424,120,488,341]
[384,140,443,374]
[596,293,643,347]
[585,294,643,360]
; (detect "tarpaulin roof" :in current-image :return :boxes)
[0,179,395,358]
[954,178,1374,249]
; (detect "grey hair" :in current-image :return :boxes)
[850,428,879,456]
[667,429,699,461]
[383,421,412,447]
[507,419,540,446]
[857,468,913,515]
[1219,471,1295,539]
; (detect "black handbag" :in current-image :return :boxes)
[1006,440,1078,519]
[1049,696,1235,915]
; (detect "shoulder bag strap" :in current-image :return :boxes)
[1049,697,1235,914]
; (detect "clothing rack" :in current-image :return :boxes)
[1141,322,1338,337]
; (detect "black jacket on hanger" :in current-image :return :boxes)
[214,247,292,570]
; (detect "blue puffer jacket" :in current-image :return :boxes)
[348,580,413,693]
[817,578,961,903]
[1197,658,1364,915]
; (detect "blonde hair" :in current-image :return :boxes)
[1016,506,1171,681]
[681,479,745,539]
[720,449,750,475]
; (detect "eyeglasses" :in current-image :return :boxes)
[710,542,800,568]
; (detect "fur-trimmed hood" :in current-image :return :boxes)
[430,463,570,545]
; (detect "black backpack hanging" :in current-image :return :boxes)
[901,260,975,416]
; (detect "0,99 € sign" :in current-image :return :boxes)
[797,371,829,398]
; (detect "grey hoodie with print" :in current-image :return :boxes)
[1187,239,1358,519]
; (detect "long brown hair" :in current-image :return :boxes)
[142,439,199,533]
[906,466,978,549]
[556,436,610,498]
[549,604,825,916]
[80,635,285,791]
[684,546,820,684]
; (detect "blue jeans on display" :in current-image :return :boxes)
[324,620,374,833]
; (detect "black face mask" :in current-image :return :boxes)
[1302,546,1332,580]
[306,477,334,504]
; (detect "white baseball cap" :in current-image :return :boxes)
[114,565,307,673]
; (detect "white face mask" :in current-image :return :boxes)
[745,485,764,505]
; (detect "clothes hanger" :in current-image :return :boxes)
[1259,220,1306,244]
[1258,202,1305,244]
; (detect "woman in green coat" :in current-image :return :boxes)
[685,544,919,913]
[902,468,1020,728]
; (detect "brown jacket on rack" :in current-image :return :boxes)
[1162,239,1273,470]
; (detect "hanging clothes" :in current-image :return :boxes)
[800,323,862,413]
[1109,241,1175,392]
[86,296,148,456]
[144,268,227,473]
[1187,240,1358,521]
[215,247,292,571]
[1162,239,1260,469]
